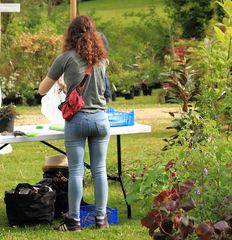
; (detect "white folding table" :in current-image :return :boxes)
[0,123,151,218]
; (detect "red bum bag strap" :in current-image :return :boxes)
[78,65,93,90]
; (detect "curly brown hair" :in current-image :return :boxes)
[62,15,107,65]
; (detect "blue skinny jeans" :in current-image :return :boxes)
[64,111,110,220]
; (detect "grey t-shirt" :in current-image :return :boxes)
[48,50,107,112]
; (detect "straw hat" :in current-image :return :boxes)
[42,154,68,171]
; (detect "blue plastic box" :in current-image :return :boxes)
[106,107,134,127]
[80,205,118,227]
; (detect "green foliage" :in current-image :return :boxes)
[135,1,232,239]
[126,164,170,211]
[139,105,232,238]
[164,122,232,221]
[102,5,171,89]
[2,0,46,40]
[195,0,232,129]
[162,110,217,151]
[165,0,216,38]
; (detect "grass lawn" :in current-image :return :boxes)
[50,0,166,33]
[79,0,165,24]
[0,95,178,240]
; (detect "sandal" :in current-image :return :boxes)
[54,215,81,232]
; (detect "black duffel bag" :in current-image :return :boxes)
[4,183,56,227]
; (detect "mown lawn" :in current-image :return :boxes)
[0,95,178,240]
[49,0,166,33]
[79,0,166,23]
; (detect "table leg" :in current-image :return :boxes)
[0,143,8,150]
[40,141,66,155]
[116,135,132,219]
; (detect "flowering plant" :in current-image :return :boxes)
[0,72,20,98]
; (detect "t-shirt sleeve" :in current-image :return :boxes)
[47,55,64,81]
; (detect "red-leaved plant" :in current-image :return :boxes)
[141,177,231,239]
[141,180,195,239]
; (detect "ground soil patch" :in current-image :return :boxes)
[15,107,180,126]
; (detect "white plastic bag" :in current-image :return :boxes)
[41,83,66,124]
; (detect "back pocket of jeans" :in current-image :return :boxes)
[95,121,109,136]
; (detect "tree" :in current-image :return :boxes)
[165,0,215,39]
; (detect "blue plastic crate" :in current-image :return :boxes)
[106,107,134,127]
[80,205,118,227]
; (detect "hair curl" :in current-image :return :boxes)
[62,16,107,65]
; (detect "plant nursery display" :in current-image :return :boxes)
[0,104,17,132]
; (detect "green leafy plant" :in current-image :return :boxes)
[126,164,170,211]
[162,109,216,151]
[139,3,232,239]
[195,0,232,130]
[0,104,17,121]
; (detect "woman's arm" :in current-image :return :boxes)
[39,54,64,95]
[39,76,56,95]
[104,74,112,103]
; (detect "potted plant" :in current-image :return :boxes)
[0,104,17,132]
[122,85,135,100]
[132,84,141,96]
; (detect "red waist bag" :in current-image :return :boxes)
[58,65,92,121]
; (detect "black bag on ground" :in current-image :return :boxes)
[4,183,56,227]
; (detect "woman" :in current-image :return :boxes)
[39,16,110,231]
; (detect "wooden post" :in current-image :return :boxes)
[70,0,76,21]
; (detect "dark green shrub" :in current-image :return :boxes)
[165,0,215,38]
